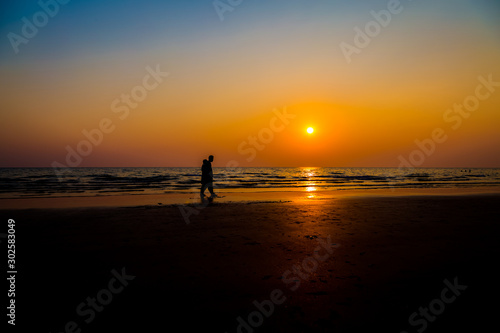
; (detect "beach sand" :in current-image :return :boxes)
[3,189,500,332]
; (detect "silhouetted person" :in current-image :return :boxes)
[200,155,217,199]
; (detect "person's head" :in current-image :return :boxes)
[208,155,214,162]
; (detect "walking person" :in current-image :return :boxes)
[200,155,217,200]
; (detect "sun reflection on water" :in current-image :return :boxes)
[305,184,317,199]
[302,168,318,199]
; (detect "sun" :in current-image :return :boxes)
[307,127,314,134]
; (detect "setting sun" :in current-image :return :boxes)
[307,127,314,134]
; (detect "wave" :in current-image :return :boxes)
[1,167,499,198]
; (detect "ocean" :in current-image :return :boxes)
[1,167,499,199]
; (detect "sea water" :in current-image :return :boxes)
[1,167,499,198]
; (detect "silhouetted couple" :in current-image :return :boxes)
[200,155,218,200]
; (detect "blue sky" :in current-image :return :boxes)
[2,0,499,62]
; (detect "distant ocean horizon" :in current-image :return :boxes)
[1,167,499,199]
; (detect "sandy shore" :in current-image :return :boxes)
[2,189,500,332]
[2,186,500,209]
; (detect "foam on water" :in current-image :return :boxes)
[1,167,499,198]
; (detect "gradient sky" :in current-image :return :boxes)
[1,0,499,167]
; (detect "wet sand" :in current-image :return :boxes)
[3,186,500,209]
[3,189,500,332]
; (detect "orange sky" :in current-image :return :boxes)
[1,0,500,167]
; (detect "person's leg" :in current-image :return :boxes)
[205,181,215,197]
[200,182,207,198]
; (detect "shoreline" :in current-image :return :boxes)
[1,186,500,209]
